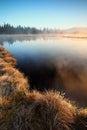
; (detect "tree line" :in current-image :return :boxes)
[0,24,43,34]
[0,23,59,34]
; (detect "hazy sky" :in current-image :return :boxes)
[0,0,87,29]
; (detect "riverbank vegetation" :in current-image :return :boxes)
[0,46,87,130]
[0,46,29,99]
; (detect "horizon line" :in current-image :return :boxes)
[0,23,87,30]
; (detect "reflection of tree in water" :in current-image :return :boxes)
[0,35,42,45]
[0,36,14,45]
[0,39,4,45]
[0,35,58,45]
[7,37,15,44]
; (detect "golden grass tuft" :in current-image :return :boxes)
[0,91,76,130]
[29,91,76,130]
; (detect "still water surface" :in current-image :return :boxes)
[0,35,87,107]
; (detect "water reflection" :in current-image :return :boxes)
[1,35,87,107]
[0,35,58,45]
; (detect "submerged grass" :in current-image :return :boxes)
[0,46,87,130]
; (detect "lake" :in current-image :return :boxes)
[0,35,87,107]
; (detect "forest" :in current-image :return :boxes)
[0,23,58,34]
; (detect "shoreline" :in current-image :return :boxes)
[0,33,87,39]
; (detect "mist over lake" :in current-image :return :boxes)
[1,35,87,107]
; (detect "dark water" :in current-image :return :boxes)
[0,35,87,107]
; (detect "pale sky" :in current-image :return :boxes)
[0,0,87,29]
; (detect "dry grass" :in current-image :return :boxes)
[0,90,87,130]
[0,91,76,130]
[29,91,76,130]
[0,45,16,66]
[0,46,29,99]
[0,46,30,129]
[0,91,42,130]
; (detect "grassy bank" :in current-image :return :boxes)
[0,46,87,130]
[0,46,29,99]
